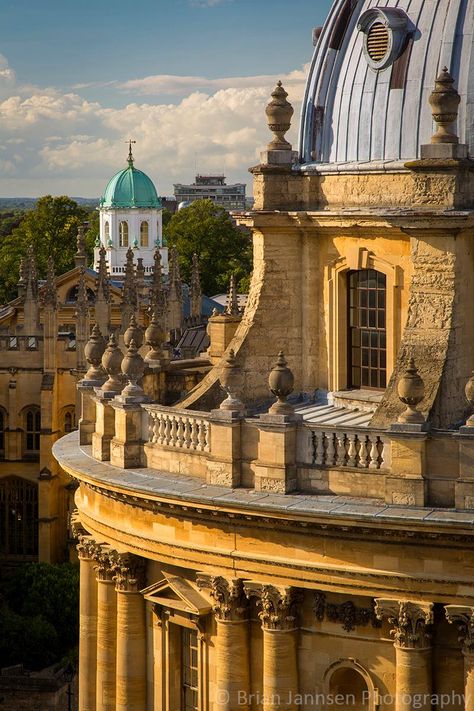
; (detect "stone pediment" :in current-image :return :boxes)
[141,574,212,616]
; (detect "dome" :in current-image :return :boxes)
[100,153,161,209]
[299,0,474,167]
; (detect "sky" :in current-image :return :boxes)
[0,0,333,198]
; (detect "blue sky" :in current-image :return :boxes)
[0,0,333,196]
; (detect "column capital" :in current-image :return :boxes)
[111,552,146,592]
[375,599,433,649]
[197,575,248,622]
[445,605,474,655]
[244,582,302,631]
[93,544,116,582]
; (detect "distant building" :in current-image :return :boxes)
[173,174,246,211]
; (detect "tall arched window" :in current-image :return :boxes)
[140,221,149,248]
[25,407,41,454]
[63,407,76,433]
[348,269,386,389]
[119,221,129,248]
[0,476,38,557]
[104,220,110,242]
[328,667,369,710]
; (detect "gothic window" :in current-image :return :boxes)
[119,221,129,248]
[24,407,41,454]
[140,221,149,248]
[0,409,5,456]
[0,476,38,557]
[104,220,110,242]
[63,407,76,433]
[181,627,199,711]
[348,269,387,389]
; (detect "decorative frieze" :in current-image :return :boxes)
[197,575,248,621]
[244,583,302,630]
[111,552,146,592]
[375,599,433,648]
[445,605,474,655]
[313,592,381,632]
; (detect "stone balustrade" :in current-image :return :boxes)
[297,425,391,471]
[144,405,210,453]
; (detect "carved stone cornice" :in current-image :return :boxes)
[313,592,381,633]
[93,545,116,582]
[244,583,302,631]
[445,605,474,655]
[197,575,248,622]
[375,599,433,649]
[111,552,146,592]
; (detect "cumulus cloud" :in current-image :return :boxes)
[0,55,308,197]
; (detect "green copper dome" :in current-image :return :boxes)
[100,151,161,209]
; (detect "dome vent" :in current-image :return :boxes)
[366,22,390,64]
[358,7,412,71]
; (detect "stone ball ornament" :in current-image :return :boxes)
[219,349,245,412]
[101,333,124,393]
[121,339,145,398]
[268,351,295,415]
[84,324,106,382]
[397,357,425,424]
[124,313,144,349]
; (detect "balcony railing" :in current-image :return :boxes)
[297,425,390,470]
[144,405,210,453]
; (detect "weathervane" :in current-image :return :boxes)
[126,138,136,166]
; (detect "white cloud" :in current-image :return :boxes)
[0,56,308,197]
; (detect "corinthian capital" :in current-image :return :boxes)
[93,545,116,582]
[375,599,433,649]
[111,552,146,592]
[197,575,248,622]
[445,605,474,655]
[244,583,302,631]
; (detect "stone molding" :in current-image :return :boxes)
[314,592,381,632]
[111,551,146,592]
[197,575,248,622]
[375,599,433,649]
[244,583,302,631]
[445,605,474,655]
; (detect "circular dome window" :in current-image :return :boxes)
[366,22,390,64]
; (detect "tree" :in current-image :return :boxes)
[0,195,90,305]
[164,199,252,296]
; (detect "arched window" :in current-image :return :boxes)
[25,407,41,454]
[140,221,149,248]
[63,407,76,433]
[119,221,129,248]
[104,220,110,242]
[0,409,5,455]
[0,476,38,557]
[329,667,369,710]
[348,269,387,389]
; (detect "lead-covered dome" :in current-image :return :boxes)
[100,151,161,208]
[299,0,474,167]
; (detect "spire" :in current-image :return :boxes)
[126,138,136,168]
[96,246,110,303]
[75,224,87,268]
[166,247,183,334]
[25,244,38,301]
[149,247,165,316]
[122,247,138,311]
[23,245,39,334]
[225,273,240,316]
[43,256,57,308]
[168,247,182,301]
[190,253,202,319]
[76,266,89,315]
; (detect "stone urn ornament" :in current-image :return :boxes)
[101,333,124,393]
[121,339,145,398]
[464,371,474,425]
[124,313,144,348]
[397,357,425,424]
[429,67,461,144]
[268,351,295,415]
[265,81,294,150]
[84,324,106,381]
[144,311,165,364]
[219,349,245,412]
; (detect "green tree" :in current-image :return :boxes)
[0,195,89,305]
[164,199,252,296]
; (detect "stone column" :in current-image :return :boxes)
[245,584,301,711]
[94,547,117,711]
[376,600,433,711]
[76,532,100,711]
[199,576,250,710]
[112,553,147,711]
[445,605,474,708]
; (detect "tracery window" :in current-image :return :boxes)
[0,476,38,557]
[63,408,76,433]
[119,221,129,248]
[25,407,41,454]
[140,221,149,248]
[348,269,387,389]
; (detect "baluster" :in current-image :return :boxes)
[191,419,200,450]
[176,417,185,448]
[164,415,172,445]
[313,431,325,466]
[347,434,358,467]
[379,436,389,469]
[202,421,210,452]
[377,436,385,469]
[184,419,192,449]
[326,433,335,466]
[170,416,178,446]
[335,433,346,466]
[148,413,156,443]
[368,436,380,469]
[358,436,369,468]
[158,415,166,445]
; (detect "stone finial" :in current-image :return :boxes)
[122,247,138,310]
[429,67,461,145]
[124,313,144,348]
[75,266,89,316]
[219,349,245,412]
[96,246,110,302]
[101,333,123,393]
[397,357,425,424]
[121,338,145,399]
[84,324,106,382]
[150,248,165,316]
[43,256,57,308]
[268,351,294,415]
[25,244,38,300]
[75,224,87,268]
[169,247,183,299]
[144,311,165,364]
[265,81,294,150]
[190,253,202,319]
[225,274,240,316]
